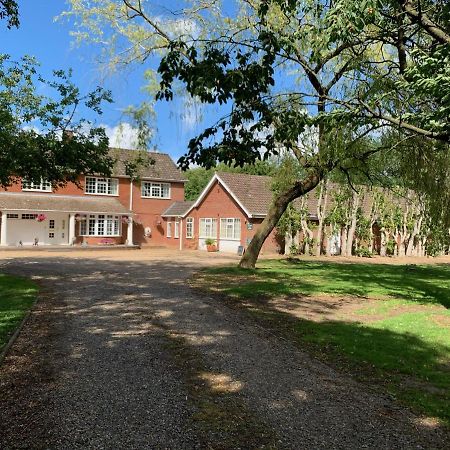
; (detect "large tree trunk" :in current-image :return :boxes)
[239,171,323,268]
[345,190,360,256]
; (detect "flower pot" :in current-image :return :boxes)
[206,244,217,252]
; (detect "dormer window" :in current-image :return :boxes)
[22,179,52,192]
[85,176,119,196]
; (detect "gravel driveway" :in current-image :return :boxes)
[0,254,448,449]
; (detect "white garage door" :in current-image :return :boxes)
[6,213,68,246]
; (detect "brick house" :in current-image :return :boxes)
[161,172,284,254]
[0,149,186,247]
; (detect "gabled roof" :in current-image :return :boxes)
[181,171,410,220]
[109,149,187,182]
[161,201,195,218]
[183,172,276,219]
[0,192,131,215]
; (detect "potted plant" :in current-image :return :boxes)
[205,238,218,252]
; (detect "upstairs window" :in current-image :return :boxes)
[85,177,119,195]
[22,179,52,192]
[141,182,170,199]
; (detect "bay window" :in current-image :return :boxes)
[220,218,241,240]
[80,215,121,236]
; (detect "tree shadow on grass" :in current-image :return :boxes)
[239,294,450,425]
[224,260,450,308]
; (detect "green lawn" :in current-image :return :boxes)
[0,273,39,352]
[194,260,450,425]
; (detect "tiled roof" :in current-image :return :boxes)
[161,201,195,217]
[211,173,404,219]
[216,172,275,217]
[109,149,187,182]
[0,192,131,214]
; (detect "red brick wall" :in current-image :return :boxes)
[182,180,281,254]
[1,176,186,247]
[131,181,185,246]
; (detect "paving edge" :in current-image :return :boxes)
[0,293,40,367]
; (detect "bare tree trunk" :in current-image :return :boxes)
[345,190,360,256]
[315,180,329,257]
[301,219,314,255]
[380,229,390,257]
[368,222,375,254]
[341,226,349,256]
[406,214,423,256]
[239,171,323,268]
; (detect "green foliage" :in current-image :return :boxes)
[0,55,114,187]
[354,247,372,258]
[0,0,18,29]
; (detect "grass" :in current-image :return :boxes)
[0,273,39,352]
[193,259,450,425]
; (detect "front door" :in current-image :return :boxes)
[46,216,68,245]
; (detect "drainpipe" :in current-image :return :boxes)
[129,180,133,211]
[179,217,183,251]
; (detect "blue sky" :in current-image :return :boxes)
[0,0,214,161]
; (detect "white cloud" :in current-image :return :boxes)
[102,122,141,149]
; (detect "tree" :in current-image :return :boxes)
[0,2,120,187]
[0,55,114,187]
[0,0,18,29]
[66,0,450,267]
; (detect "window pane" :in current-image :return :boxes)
[186,218,193,238]
[161,184,170,198]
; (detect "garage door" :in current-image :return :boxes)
[6,213,68,246]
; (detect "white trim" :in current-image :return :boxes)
[181,173,254,218]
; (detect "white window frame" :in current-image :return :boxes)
[22,179,52,192]
[167,221,172,238]
[220,218,241,241]
[199,218,217,239]
[186,217,194,239]
[84,176,119,196]
[141,181,171,199]
[79,214,121,237]
[174,219,180,239]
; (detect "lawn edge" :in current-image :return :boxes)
[189,267,450,428]
[0,278,40,366]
